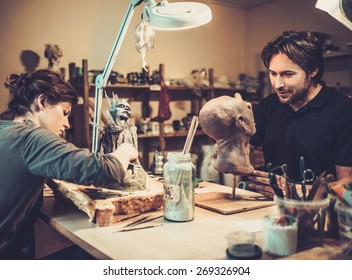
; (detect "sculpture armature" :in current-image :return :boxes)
[199,93,256,176]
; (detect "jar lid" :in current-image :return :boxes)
[166,151,191,160]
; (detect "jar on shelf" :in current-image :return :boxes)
[163,152,195,222]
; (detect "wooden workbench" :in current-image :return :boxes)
[39,180,349,260]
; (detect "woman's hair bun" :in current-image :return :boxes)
[16,73,31,87]
[4,72,31,90]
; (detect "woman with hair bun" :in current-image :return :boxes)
[0,69,138,259]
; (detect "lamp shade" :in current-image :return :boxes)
[147,2,212,30]
[315,0,352,31]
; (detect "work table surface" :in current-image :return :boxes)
[39,181,348,260]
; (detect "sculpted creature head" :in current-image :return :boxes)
[199,93,256,176]
[108,94,132,122]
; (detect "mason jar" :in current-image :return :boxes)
[163,152,195,222]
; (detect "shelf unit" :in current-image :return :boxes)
[323,50,352,59]
[322,50,352,97]
[67,60,263,172]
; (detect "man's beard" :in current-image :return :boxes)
[276,76,311,106]
[289,83,310,105]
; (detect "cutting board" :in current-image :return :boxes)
[195,191,275,215]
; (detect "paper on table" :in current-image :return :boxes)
[235,219,263,233]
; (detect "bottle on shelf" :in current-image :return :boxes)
[153,146,165,175]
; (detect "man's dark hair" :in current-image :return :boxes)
[261,30,325,83]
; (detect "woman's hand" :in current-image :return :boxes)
[111,143,138,170]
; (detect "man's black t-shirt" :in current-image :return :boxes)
[249,86,352,182]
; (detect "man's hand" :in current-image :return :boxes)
[246,170,287,198]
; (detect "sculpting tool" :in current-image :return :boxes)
[123,215,150,228]
[299,156,307,199]
[306,171,326,201]
[113,213,141,223]
[269,172,284,198]
[130,214,164,226]
[113,223,163,233]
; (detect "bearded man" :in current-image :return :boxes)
[247,31,352,188]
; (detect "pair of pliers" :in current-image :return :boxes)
[266,163,284,198]
[269,172,284,198]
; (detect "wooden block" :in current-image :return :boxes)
[46,176,164,227]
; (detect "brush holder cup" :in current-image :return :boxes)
[274,196,330,249]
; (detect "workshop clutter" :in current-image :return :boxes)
[265,160,351,256]
[88,66,161,86]
[274,195,330,249]
[334,202,352,256]
[327,179,352,256]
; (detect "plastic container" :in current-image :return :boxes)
[334,202,352,256]
[163,152,195,222]
[274,196,330,248]
[262,215,298,257]
[225,231,262,260]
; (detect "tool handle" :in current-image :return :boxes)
[269,173,284,198]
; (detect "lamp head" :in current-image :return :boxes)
[144,1,212,30]
[315,0,352,31]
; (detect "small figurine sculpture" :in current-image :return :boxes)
[101,94,137,152]
[99,93,146,191]
[44,44,63,72]
[199,93,256,176]
[183,68,209,113]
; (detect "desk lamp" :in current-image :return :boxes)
[315,0,352,31]
[91,0,212,152]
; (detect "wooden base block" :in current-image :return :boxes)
[46,176,163,227]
